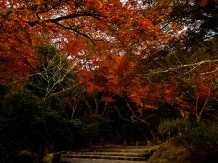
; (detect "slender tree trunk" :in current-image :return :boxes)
[89,140,92,148]
[137,126,148,145]
[148,126,157,144]
[142,132,148,145]
[196,97,209,122]
[36,148,43,163]
[85,100,92,115]
[131,125,135,144]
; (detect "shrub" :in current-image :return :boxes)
[158,119,186,137]
[69,115,113,147]
[175,121,218,161]
[159,119,218,162]
[0,91,73,162]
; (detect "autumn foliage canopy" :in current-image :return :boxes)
[1,0,218,121]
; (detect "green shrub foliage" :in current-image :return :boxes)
[0,91,73,162]
[158,119,186,137]
[159,119,218,161]
[69,115,113,147]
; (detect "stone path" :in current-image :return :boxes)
[61,145,158,163]
[61,158,150,163]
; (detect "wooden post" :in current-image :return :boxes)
[124,141,127,146]
[147,141,151,146]
[135,141,139,148]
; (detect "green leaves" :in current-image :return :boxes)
[69,115,113,146]
[0,91,73,154]
[159,119,218,160]
[0,91,48,151]
[158,118,186,136]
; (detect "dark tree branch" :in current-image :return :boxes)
[50,21,96,44]
[36,2,61,19]
[113,105,132,123]
[48,12,94,22]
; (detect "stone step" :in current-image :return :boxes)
[93,148,157,154]
[94,145,155,149]
[61,154,147,161]
[60,145,159,162]
[93,145,159,149]
[63,152,147,157]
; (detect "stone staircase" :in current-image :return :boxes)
[60,145,159,162]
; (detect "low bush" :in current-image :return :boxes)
[158,119,186,137]
[159,119,218,162]
[175,121,218,161]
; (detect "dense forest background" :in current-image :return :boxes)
[0,0,218,162]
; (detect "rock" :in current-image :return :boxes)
[148,138,191,163]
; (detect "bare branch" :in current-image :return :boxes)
[51,21,97,44]
[100,102,108,116]
[133,59,218,76]
[48,12,101,22]
[124,98,136,116]
[113,105,132,123]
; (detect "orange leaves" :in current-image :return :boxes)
[129,94,143,107]
[199,0,208,6]
[102,97,115,103]
[195,83,214,98]
[129,94,158,109]
[94,0,103,9]
[107,79,114,83]
[128,82,157,108]
[167,7,173,13]
[141,19,152,28]
[113,56,133,74]
[144,105,158,109]
[0,16,37,85]
[86,81,105,95]
[0,0,174,106]
[163,88,174,101]
[150,94,161,101]
[176,99,192,109]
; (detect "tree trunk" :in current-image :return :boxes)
[35,148,43,163]
[137,126,148,145]
[89,140,92,148]
[142,132,148,145]
[196,97,209,122]
[148,125,157,144]
[85,100,92,115]
[130,125,135,144]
